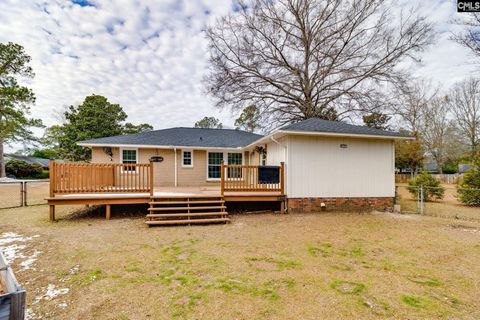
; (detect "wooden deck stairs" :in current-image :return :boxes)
[145,195,230,226]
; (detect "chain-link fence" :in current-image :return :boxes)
[396,184,480,221]
[0,180,49,209]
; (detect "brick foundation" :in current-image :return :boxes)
[287,197,394,213]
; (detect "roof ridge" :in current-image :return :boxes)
[174,126,262,134]
[279,117,409,137]
[306,118,399,133]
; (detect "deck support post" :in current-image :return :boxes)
[220,160,225,196]
[49,159,55,198]
[106,204,111,220]
[280,162,285,195]
[49,205,55,221]
[149,160,154,197]
[49,160,56,222]
[280,200,285,214]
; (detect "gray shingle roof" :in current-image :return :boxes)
[5,154,51,168]
[78,127,264,148]
[279,118,409,138]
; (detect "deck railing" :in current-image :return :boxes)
[221,162,284,195]
[49,160,152,195]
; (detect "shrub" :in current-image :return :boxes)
[407,171,445,201]
[6,159,43,178]
[442,162,458,174]
[457,166,480,205]
[34,170,50,179]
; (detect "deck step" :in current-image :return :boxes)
[148,206,226,211]
[146,218,230,225]
[148,200,225,205]
[146,212,228,218]
[146,194,229,227]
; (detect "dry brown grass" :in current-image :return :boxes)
[0,181,48,208]
[0,182,24,208]
[1,204,480,319]
[396,184,480,220]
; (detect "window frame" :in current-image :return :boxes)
[206,151,244,181]
[182,150,194,168]
[120,147,138,172]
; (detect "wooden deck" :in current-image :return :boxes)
[47,186,284,204]
[47,161,286,222]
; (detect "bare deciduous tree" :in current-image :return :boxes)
[204,0,433,128]
[421,96,453,173]
[392,79,438,136]
[452,13,480,58]
[448,77,480,157]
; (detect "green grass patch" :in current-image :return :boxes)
[331,280,366,295]
[408,276,442,287]
[215,278,249,294]
[171,291,207,319]
[124,266,142,273]
[307,242,333,257]
[350,245,365,257]
[71,268,105,286]
[245,256,301,271]
[214,277,290,301]
[401,295,431,309]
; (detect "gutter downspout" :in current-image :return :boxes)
[270,135,288,213]
[173,147,178,187]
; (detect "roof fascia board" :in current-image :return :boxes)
[76,143,244,151]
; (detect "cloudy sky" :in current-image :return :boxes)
[0,0,477,151]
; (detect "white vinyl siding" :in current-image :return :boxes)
[286,135,394,198]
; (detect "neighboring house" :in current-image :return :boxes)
[424,162,439,173]
[458,164,473,174]
[5,154,51,170]
[73,118,409,214]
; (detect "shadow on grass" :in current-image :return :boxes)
[62,204,148,221]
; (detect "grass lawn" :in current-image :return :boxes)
[1,205,480,319]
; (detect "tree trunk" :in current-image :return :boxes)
[0,139,5,178]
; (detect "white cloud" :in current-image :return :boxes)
[0,0,235,151]
[0,0,476,152]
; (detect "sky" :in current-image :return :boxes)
[0,0,477,152]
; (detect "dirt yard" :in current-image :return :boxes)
[0,205,479,319]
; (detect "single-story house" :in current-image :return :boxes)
[47,118,410,224]
[5,154,51,170]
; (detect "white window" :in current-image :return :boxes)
[207,152,223,179]
[182,150,193,167]
[207,151,243,180]
[227,152,243,178]
[121,148,137,172]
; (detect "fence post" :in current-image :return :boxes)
[23,182,27,206]
[20,182,25,207]
[420,185,424,215]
